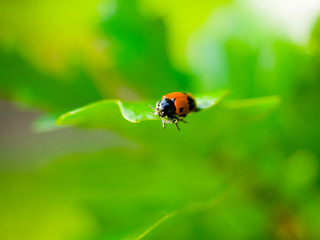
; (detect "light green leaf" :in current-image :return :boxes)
[195,89,230,110]
[31,114,65,133]
[56,89,230,126]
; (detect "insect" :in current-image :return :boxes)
[150,92,197,131]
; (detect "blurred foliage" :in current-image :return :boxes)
[0,0,320,240]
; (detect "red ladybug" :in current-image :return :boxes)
[150,92,197,131]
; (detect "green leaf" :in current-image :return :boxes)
[101,0,191,97]
[195,89,230,110]
[31,114,65,133]
[56,89,230,126]
[134,210,177,240]
[0,50,103,115]
[131,175,246,240]
[221,95,281,115]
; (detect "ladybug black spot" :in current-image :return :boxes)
[179,107,184,113]
[187,96,195,111]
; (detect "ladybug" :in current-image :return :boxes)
[150,92,197,131]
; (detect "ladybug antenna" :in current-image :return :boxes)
[149,104,156,111]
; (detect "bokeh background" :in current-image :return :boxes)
[1,0,320,239]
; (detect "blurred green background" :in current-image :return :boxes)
[1,0,320,239]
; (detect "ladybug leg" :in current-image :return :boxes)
[163,119,173,124]
[175,122,180,132]
[178,115,187,124]
[161,118,166,129]
[168,117,177,123]
[168,117,180,132]
[179,118,187,124]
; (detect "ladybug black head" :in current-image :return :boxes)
[156,98,176,117]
